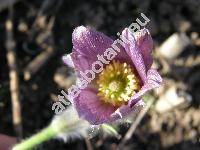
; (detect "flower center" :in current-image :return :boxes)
[97,60,141,106]
[108,81,122,92]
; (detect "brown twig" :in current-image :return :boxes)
[118,99,154,149]
[5,2,22,138]
[23,46,54,80]
[31,0,56,29]
[23,16,55,81]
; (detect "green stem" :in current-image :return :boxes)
[12,125,57,150]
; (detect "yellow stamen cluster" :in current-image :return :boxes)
[97,60,140,106]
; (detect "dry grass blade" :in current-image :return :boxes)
[5,2,22,139]
[118,98,154,149]
[23,16,55,81]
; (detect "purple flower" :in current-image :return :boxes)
[63,26,162,125]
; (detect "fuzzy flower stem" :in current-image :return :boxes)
[12,106,90,150]
[12,125,57,150]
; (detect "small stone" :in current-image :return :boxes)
[155,86,192,113]
[159,33,191,60]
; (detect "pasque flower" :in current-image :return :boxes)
[63,26,162,125]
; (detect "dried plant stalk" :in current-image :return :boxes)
[5,7,22,138]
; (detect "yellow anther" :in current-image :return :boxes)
[97,60,140,106]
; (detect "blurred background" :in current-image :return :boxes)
[0,0,200,149]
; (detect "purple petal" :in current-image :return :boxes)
[128,69,162,107]
[122,28,147,82]
[72,26,113,59]
[70,51,95,73]
[62,52,94,77]
[71,26,130,71]
[134,28,153,70]
[111,99,145,119]
[74,87,145,125]
[74,88,118,125]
